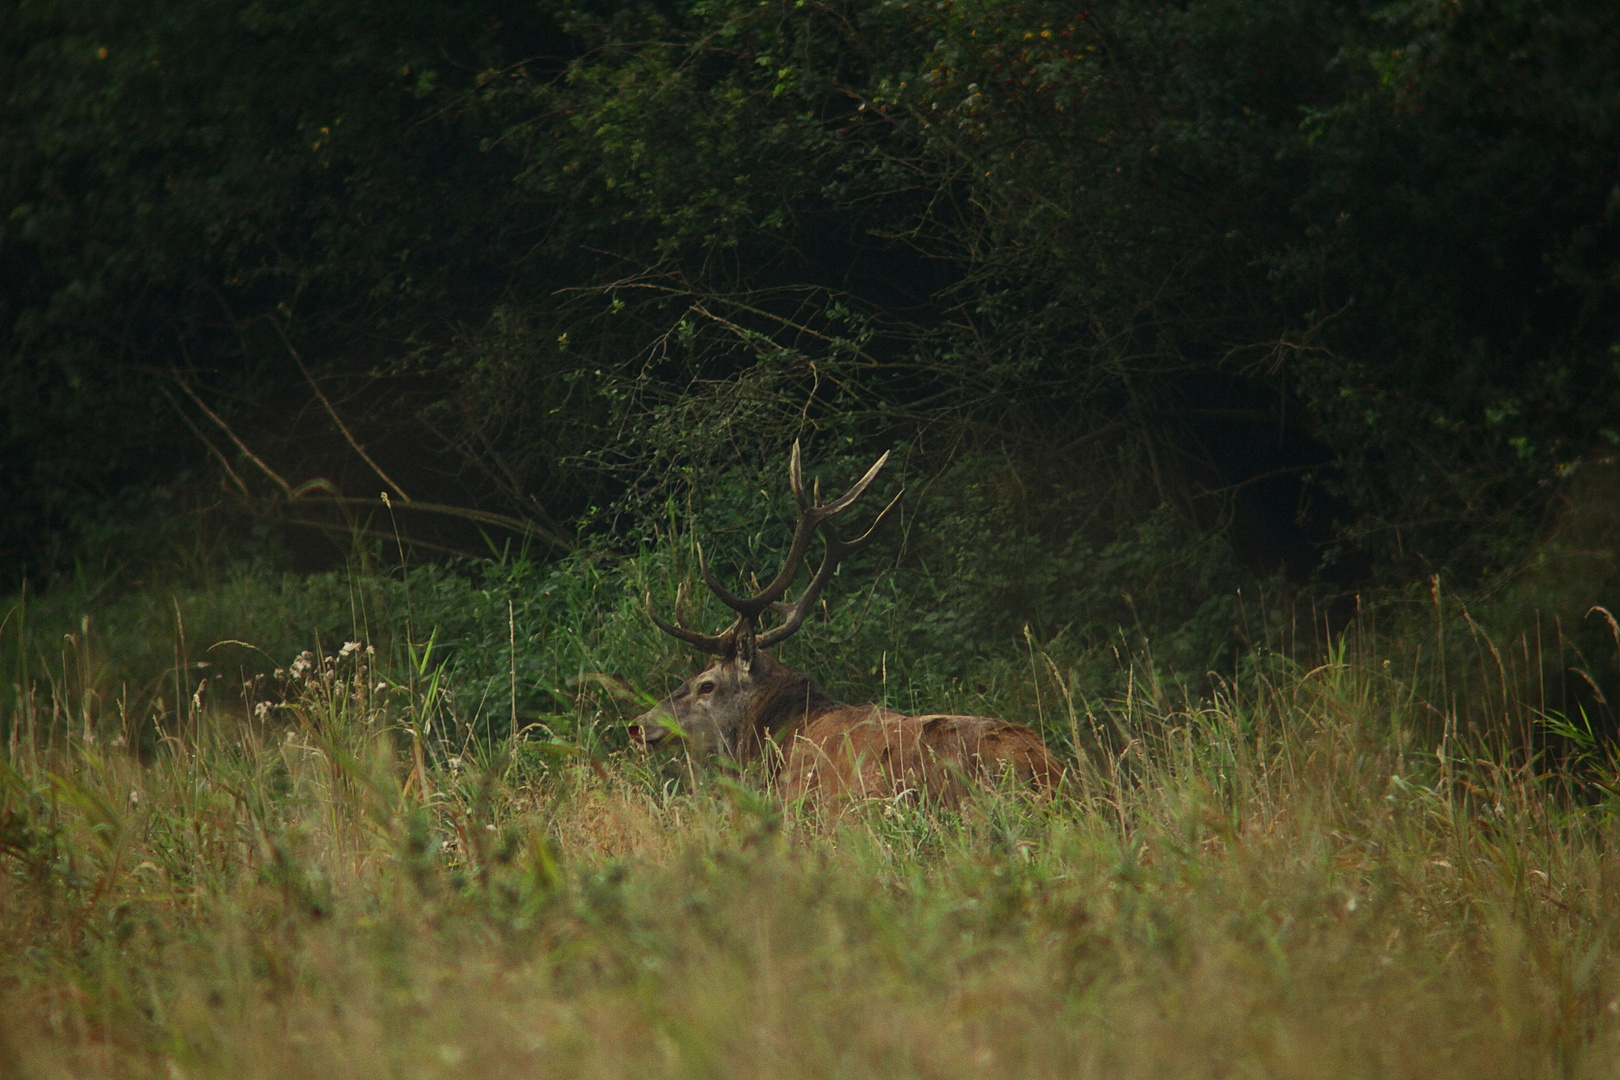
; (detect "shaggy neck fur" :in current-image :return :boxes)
[734,659,840,763]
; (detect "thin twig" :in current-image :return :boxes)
[294,496,572,552]
[170,371,293,497]
[273,322,413,503]
[160,385,251,496]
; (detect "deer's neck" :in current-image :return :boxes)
[740,671,840,762]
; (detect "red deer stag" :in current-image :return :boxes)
[630,445,1060,803]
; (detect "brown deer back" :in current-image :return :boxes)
[775,705,1062,804]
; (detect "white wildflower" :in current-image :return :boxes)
[289,651,313,678]
[339,640,361,658]
[255,701,273,719]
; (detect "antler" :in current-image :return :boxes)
[646,581,732,653]
[755,498,899,648]
[646,442,901,655]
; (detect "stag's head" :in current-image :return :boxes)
[630,443,900,758]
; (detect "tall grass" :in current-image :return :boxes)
[4,562,1620,1078]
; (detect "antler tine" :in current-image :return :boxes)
[788,440,807,509]
[755,485,904,650]
[821,449,891,516]
[645,591,735,655]
[831,485,903,552]
[696,542,755,614]
[701,515,823,620]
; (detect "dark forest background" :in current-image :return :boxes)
[3,0,1618,701]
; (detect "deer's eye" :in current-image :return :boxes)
[697,680,716,694]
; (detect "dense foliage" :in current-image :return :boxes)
[4,0,1617,646]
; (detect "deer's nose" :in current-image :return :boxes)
[629,710,671,746]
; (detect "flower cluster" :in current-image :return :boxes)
[248,641,388,726]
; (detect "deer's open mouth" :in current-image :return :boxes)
[628,712,677,746]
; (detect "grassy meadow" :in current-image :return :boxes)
[3,549,1620,1079]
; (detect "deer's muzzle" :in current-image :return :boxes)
[628,706,676,746]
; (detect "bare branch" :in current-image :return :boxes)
[170,370,294,498]
[160,385,251,496]
[292,496,572,552]
[273,322,413,504]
